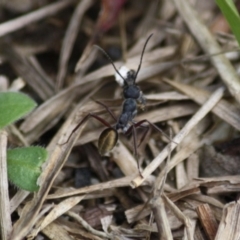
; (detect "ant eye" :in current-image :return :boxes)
[129,70,136,76]
[98,128,118,156]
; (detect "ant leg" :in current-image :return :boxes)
[126,123,150,148]
[95,100,118,122]
[137,124,150,148]
[61,113,112,145]
[131,125,137,157]
[131,125,143,178]
[133,119,173,143]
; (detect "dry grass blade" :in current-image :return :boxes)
[175,176,240,199]
[111,141,138,176]
[146,91,189,101]
[188,195,224,209]
[136,103,197,123]
[196,204,218,240]
[125,204,151,224]
[0,131,12,240]
[132,87,225,187]
[167,188,201,203]
[148,138,173,239]
[10,190,29,214]
[215,200,240,240]
[47,176,135,200]
[41,221,76,240]
[55,218,104,240]
[150,197,173,240]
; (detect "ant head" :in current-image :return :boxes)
[125,69,136,86]
[115,67,136,87]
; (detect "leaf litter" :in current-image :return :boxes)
[1,0,240,239]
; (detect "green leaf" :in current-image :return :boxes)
[216,0,240,47]
[7,147,48,192]
[0,92,37,129]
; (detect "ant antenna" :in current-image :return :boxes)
[134,33,153,80]
[95,33,153,84]
[94,45,126,83]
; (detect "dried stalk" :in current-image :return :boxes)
[215,200,240,240]
[150,197,173,240]
[196,204,218,240]
[150,141,173,239]
[67,211,112,239]
[163,195,194,240]
[0,131,12,240]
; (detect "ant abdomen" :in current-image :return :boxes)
[98,128,118,156]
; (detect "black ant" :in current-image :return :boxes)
[63,34,169,176]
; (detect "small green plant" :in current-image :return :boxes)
[0,92,48,192]
[216,0,240,47]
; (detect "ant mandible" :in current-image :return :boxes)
[63,34,168,176]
